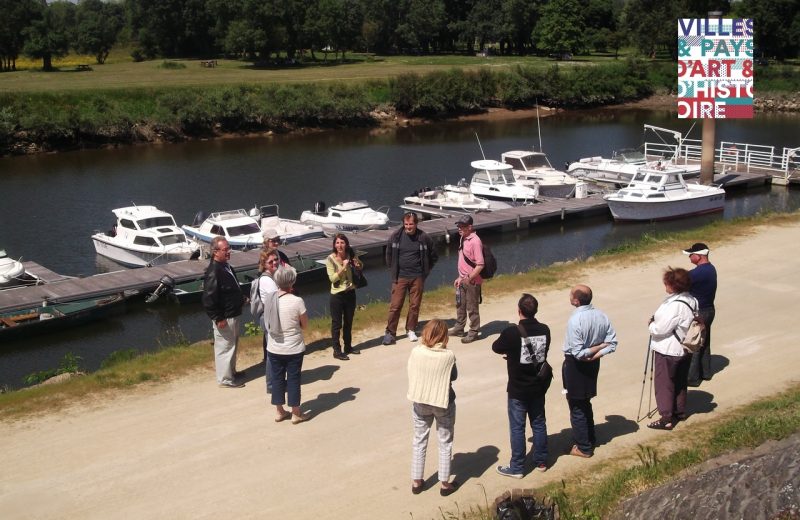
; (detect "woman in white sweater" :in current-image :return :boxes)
[647,267,698,431]
[407,319,458,496]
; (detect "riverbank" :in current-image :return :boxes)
[2,214,799,519]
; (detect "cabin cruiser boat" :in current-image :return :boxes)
[249,204,325,243]
[182,209,264,250]
[567,149,702,189]
[0,250,25,288]
[603,165,725,221]
[501,150,581,198]
[300,201,389,235]
[468,160,539,203]
[92,206,201,267]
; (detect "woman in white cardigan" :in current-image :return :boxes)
[647,267,698,431]
[407,319,458,496]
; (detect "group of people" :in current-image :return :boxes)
[404,242,716,492]
[199,219,717,488]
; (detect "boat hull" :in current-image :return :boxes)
[92,235,199,267]
[605,193,725,221]
[0,294,127,341]
[181,227,263,251]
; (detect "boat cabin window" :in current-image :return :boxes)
[489,171,514,184]
[138,216,176,229]
[210,225,224,235]
[473,172,490,184]
[646,193,666,199]
[504,158,525,170]
[160,234,188,245]
[521,155,550,169]
[119,219,136,230]
[133,236,158,246]
[331,212,342,218]
[226,223,260,237]
[630,192,643,197]
[632,172,647,182]
[648,174,663,184]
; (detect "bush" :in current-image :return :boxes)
[157,61,186,70]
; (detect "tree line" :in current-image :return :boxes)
[1,0,797,72]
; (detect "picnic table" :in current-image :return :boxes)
[76,64,92,71]
[200,60,218,68]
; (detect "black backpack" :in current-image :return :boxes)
[460,237,497,279]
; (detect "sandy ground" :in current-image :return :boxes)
[2,221,799,520]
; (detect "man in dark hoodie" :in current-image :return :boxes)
[202,236,246,388]
[382,212,437,345]
[492,293,552,478]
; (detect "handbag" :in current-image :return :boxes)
[351,264,368,289]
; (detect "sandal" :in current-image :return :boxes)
[440,481,459,497]
[275,411,291,423]
[647,418,674,430]
[411,480,424,495]
[291,412,310,424]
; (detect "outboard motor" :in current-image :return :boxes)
[145,275,176,304]
[249,206,261,219]
[314,201,326,214]
[192,210,206,227]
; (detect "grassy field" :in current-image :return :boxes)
[2,52,612,93]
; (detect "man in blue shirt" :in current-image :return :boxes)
[562,284,618,458]
[683,242,717,386]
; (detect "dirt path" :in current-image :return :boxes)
[2,221,799,520]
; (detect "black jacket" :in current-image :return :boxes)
[385,227,437,282]
[492,318,552,400]
[202,260,245,321]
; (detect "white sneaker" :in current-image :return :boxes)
[407,331,419,342]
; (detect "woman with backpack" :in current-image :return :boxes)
[257,248,281,394]
[647,267,698,430]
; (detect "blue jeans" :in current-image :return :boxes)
[568,398,595,456]
[507,396,547,472]
[268,351,303,407]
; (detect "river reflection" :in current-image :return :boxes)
[0,109,797,388]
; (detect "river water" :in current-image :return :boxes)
[1,108,797,388]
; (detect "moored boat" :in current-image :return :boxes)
[501,150,581,198]
[92,206,201,267]
[300,201,389,235]
[182,209,264,250]
[0,293,127,340]
[249,204,325,243]
[603,165,725,221]
[0,250,25,288]
[468,160,539,203]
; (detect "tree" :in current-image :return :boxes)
[75,0,124,64]
[533,0,586,56]
[315,0,364,60]
[620,0,683,59]
[396,0,447,53]
[0,0,41,71]
[735,0,799,60]
[23,0,74,71]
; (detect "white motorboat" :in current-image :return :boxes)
[300,201,389,235]
[403,181,495,213]
[603,165,725,221]
[249,204,325,243]
[92,206,201,267]
[0,250,25,288]
[468,160,539,203]
[501,150,580,198]
[182,209,264,250]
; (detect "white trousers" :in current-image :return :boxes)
[212,317,239,385]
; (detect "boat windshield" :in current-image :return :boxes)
[137,216,175,229]
[632,172,648,182]
[493,171,515,184]
[226,223,261,237]
[160,234,188,245]
[614,149,646,163]
[521,155,550,169]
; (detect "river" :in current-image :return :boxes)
[1,108,797,389]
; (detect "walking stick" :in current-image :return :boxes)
[636,337,652,422]
[647,346,656,419]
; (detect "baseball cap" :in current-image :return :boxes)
[682,242,709,255]
[456,215,473,227]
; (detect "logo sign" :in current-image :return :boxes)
[677,18,753,119]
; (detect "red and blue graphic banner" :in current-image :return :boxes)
[677,18,753,119]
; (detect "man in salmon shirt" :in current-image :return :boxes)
[448,215,484,344]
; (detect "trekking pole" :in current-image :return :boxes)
[646,346,656,419]
[636,337,652,422]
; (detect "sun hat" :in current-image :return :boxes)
[682,242,709,255]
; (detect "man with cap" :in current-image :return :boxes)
[263,230,291,267]
[382,212,438,345]
[683,242,717,386]
[449,214,484,344]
